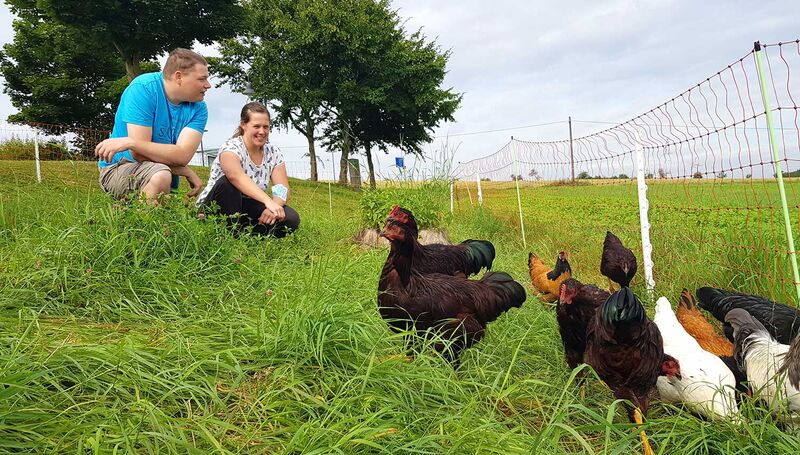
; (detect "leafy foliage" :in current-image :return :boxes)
[359,181,450,229]
[0,138,70,160]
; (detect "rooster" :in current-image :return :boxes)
[557,278,610,371]
[725,309,800,419]
[600,231,638,291]
[384,206,494,278]
[528,250,572,303]
[697,287,800,345]
[654,297,739,420]
[378,207,527,367]
[585,287,664,455]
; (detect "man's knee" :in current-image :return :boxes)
[144,170,172,195]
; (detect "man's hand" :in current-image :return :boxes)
[184,168,203,198]
[169,165,204,198]
[95,137,133,162]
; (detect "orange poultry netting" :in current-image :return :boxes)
[453,40,800,306]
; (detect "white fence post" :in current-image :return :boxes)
[34,131,42,183]
[634,128,655,293]
[510,137,527,247]
[475,172,483,206]
[449,180,454,216]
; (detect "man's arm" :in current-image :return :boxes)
[95,125,202,166]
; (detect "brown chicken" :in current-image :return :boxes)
[528,250,572,302]
[600,231,637,291]
[676,289,733,357]
[378,207,527,368]
[557,278,610,370]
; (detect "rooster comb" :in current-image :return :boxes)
[389,205,410,224]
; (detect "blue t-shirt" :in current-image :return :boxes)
[99,72,208,167]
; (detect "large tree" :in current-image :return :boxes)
[216,0,460,185]
[7,0,242,80]
[0,8,127,134]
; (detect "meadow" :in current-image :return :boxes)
[1,160,799,454]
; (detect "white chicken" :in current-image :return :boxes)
[725,308,800,420]
[654,297,739,419]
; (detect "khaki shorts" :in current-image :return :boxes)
[98,159,170,199]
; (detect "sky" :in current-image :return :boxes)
[0,0,799,180]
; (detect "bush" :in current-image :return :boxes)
[359,181,450,229]
[0,138,71,160]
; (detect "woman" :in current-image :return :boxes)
[196,102,300,237]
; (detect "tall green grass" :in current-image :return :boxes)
[1,161,798,453]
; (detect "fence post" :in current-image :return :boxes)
[634,128,656,294]
[755,41,800,303]
[569,116,575,182]
[475,172,483,206]
[449,180,454,216]
[34,131,42,183]
[510,137,527,247]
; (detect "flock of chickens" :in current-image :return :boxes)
[376,206,800,455]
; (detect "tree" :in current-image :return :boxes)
[0,11,126,131]
[658,167,668,179]
[577,171,590,179]
[8,0,242,80]
[693,171,703,179]
[716,171,727,179]
[216,0,460,186]
[528,168,542,181]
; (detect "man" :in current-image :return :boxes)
[95,48,210,200]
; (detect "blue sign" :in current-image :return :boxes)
[395,156,405,168]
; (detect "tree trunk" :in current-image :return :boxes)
[338,122,351,185]
[306,118,318,181]
[114,43,142,81]
[365,142,376,189]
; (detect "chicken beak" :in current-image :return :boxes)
[379,229,387,238]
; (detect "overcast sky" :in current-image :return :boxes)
[1,0,798,179]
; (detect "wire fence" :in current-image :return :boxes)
[452,40,800,305]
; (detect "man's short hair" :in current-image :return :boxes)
[163,48,207,79]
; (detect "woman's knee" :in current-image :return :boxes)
[283,206,301,231]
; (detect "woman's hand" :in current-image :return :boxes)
[263,198,285,221]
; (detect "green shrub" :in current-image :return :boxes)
[0,138,72,160]
[358,180,450,229]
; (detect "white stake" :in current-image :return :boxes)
[34,132,42,183]
[475,172,483,206]
[634,128,656,293]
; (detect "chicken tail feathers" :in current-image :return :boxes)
[461,239,496,274]
[481,271,527,312]
[600,287,646,325]
[695,287,731,320]
[678,288,696,311]
[725,308,770,369]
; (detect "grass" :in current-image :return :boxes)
[1,160,799,454]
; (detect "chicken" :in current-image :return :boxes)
[557,278,610,370]
[585,287,664,455]
[384,206,495,277]
[528,250,572,302]
[697,287,800,345]
[654,297,739,420]
[675,289,749,395]
[378,207,527,367]
[600,231,638,291]
[676,289,733,357]
[725,309,800,419]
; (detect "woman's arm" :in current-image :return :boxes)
[270,163,290,207]
[219,152,285,223]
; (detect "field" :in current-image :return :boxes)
[1,161,799,454]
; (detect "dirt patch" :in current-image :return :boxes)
[353,228,451,248]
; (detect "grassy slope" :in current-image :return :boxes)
[0,161,797,454]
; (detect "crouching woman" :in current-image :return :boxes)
[196,102,299,237]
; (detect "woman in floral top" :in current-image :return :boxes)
[197,102,300,237]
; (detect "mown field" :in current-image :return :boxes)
[1,160,799,454]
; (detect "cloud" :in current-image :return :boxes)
[0,0,798,177]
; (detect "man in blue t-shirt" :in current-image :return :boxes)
[95,48,210,201]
